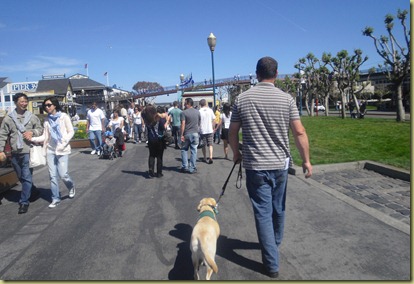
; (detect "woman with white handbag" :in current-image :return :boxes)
[31,97,75,208]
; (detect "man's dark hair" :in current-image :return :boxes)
[256,56,278,80]
[199,99,206,107]
[13,92,28,103]
[185,98,194,106]
[173,101,178,107]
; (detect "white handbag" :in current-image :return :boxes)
[29,144,46,168]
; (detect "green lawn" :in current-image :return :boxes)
[289,117,411,170]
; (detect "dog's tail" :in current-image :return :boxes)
[200,241,218,274]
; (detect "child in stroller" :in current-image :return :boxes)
[100,131,117,160]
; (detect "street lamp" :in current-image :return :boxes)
[296,68,304,116]
[178,74,185,104]
[207,32,216,109]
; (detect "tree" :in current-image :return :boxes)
[132,81,164,94]
[295,53,324,117]
[315,66,335,116]
[322,49,369,119]
[363,9,410,122]
[274,76,296,96]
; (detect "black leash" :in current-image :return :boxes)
[216,162,242,206]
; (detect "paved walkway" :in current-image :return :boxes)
[0,141,410,280]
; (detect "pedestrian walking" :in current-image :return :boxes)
[132,106,144,143]
[168,101,182,149]
[180,98,200,174]
[0,93,43,214]
[199,99,216,164]
[218,103,232,159]
[31,97,76,208]
[107,108,124,135]
[141,105,169,178]
[229,56,312,278]
[213,105,221,144]
[86,102,105,156]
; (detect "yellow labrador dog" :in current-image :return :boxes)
[190,197,220,280]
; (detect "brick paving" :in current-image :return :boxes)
[311,168,411,226]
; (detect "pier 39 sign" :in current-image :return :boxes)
[11,82,38,93]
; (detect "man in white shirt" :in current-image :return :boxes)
[198,99,216,164]
[86,102,105,155]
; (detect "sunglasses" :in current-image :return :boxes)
[44,104,54,108]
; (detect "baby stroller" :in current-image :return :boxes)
[100,131,117,160]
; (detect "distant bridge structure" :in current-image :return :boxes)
[131,73,292,100]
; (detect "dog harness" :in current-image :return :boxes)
[198,210,216,221]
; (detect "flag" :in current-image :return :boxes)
[104,72,108,76]
[84,63,88,69]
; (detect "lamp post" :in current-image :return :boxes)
[207,32,216,109]
[179,73,185,105]
[296,68,304,116]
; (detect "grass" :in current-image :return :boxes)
[289,116,411,170]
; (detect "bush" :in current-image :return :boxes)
[73,121,88,139]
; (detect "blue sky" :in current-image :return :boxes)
[0,0,409,102]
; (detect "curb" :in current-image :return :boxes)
[289,160,410,181]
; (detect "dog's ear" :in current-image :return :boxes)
[208,198,217,207]
[197,202,203,212]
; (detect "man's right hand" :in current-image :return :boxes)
[233,151,242,164]
[0,152,7,162]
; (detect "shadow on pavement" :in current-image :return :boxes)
[168,223,194,280]
[167,223,265,280]
[217,235,265,276]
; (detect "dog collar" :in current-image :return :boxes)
[198,210,216,221]
[200,204,219,215]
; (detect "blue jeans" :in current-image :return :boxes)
[11,153,33,205]
[89,130,102,151]
[246,169,288,273]
[133,124,143,141]
[180,132,199,172]
[171,125,180,147]
[46,149,74,202]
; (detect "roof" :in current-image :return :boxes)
[69,74,105,91]
[0,77,8,89]
[36,78,72,95]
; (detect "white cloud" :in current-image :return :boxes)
[0,55,83,78]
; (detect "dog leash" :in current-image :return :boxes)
[216,161,243,207]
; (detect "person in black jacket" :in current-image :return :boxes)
[141,105,169,178]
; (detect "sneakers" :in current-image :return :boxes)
[208,158,213,164]
[69,187,76,198]
[97,150,101,156]
[91,150,96,155]
[18,204,29,214]
[48,200,60,208]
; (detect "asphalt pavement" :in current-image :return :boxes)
[0,140,410,280]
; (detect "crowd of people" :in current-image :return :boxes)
[0,56,313,279]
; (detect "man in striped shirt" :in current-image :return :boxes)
[229,56,312,278]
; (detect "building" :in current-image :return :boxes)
[0,74,132,117]
[181,90,215,109]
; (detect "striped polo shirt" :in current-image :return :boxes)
[231,82,300,170]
